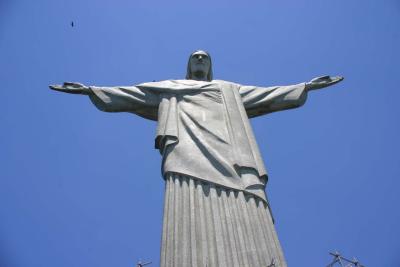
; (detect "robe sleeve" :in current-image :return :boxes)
[88,86,160,121]
[239,83,308,118]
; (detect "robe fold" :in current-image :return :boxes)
[88,79,307,201]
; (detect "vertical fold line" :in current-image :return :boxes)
[238,192,261,266]
[256,200,275,264]
[256,199,273,263]
[234,191,254,266]
[245,195,266,266]
[160,175,170,267]
[217,189,234,267]
[209,185,226,266]
[230,191,250,266]
[222,190,241,267]
[181,176,190,267]
[265,202,287,267]
[166,175,176,267]
[203,183,217,266]
[173,175,181,266]
[188,178,198,267]
[197,181,208,266]
[248,196,269,265]
[263,203,281,259]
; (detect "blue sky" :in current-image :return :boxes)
[1,0,400,266]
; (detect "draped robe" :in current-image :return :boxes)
[88,79,307,201]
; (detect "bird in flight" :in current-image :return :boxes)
[71,21,74,27]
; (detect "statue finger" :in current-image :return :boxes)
[63,82,81,87]
[49,85,63,90]
[328,76,344,84]
[310,75,329,83]
[333,76,344,82]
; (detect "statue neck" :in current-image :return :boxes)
[192,71,209,81]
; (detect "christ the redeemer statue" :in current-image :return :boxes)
[50,50,343,267]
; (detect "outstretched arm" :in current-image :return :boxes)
[49,82,160,120]
[240,75,343,118]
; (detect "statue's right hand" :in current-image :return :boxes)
[49,82,89,95]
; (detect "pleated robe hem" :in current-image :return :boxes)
[160,173,287,267]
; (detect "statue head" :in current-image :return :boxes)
[186,50,213,81]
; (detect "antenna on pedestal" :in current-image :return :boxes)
[136,260,152,267]
[327,251,364,267]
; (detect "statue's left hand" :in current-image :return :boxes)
[49,82,90,95]
[305,76,344,91]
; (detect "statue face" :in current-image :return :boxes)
[189,51,211,77]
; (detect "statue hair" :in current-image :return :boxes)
[185,50,213,81]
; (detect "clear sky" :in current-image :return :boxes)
[1,0,399,266]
